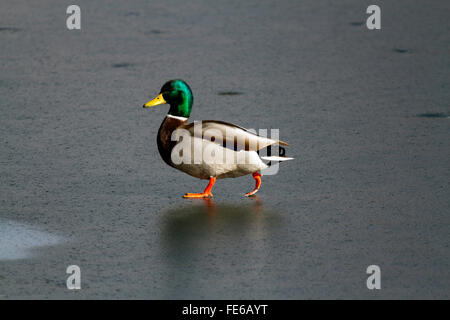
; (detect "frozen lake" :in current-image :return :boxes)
[0,0,449,299]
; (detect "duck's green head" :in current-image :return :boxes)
[143,79,193,118]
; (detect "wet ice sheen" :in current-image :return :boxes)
[0,219,64,260]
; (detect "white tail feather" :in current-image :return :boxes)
[260,156,294,162]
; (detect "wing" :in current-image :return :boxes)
[179,120,289,151]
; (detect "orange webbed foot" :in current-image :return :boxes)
[245,172,262,197]
[183,177,216,199]
[184,192,213,198]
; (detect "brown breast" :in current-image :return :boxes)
[157,116,188,167]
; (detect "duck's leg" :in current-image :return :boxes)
[245,172,262,197]
[184,177,216,198]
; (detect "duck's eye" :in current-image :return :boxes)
[171,90,183,100]
[162,90,179,103]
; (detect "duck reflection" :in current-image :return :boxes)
[161,197,267,249]
[187,196,262,216]
[158,197,282,298]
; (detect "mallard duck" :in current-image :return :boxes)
[142,79,293,198]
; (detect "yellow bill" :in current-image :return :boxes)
[143,93,166,108]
